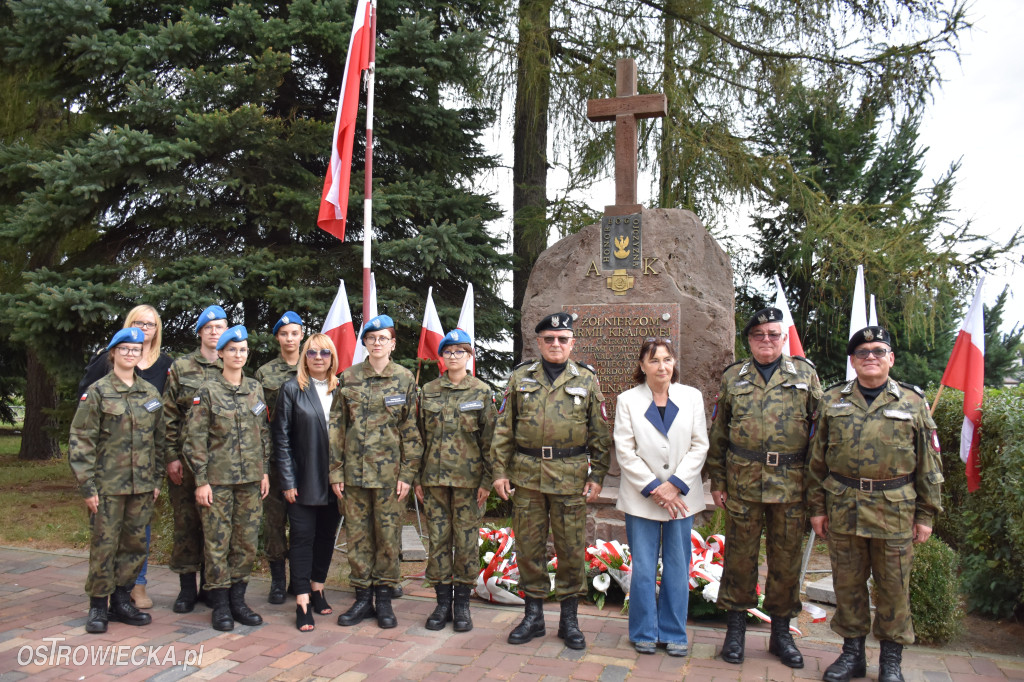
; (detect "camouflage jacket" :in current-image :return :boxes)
[161,349,222,467]
[255,355,298,422]
[418,373,496,489]
[490,359,611,495]
[69,373,165,498]
[706,355,823,504]
[183,374,271,486]
[329,359,423,489]
[807,379,944,538]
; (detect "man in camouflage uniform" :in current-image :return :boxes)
[707,307,822,667]
[184,325,271,631]
[491,311,611,650]
[70,327,164,633]
[255,310,303,604]
[330,315,423,629]
[162,304,227,613]
[808,326,943,682]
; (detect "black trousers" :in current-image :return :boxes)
[287,501,342,596]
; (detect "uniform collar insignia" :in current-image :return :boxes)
[739,361,750,376]
[841,380,855,394]
[784,360,796,374]
[887,379,900,397]
[569,363,579,376]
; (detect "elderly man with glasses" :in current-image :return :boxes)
[706,307,823,668]
[491,312,611,650]
[807,326,943,682]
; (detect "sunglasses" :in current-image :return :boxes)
[853,348,890,359]
[306,348,333,359]
[540,336,573,345]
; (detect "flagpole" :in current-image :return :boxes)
[361,0,377,323]
[929,384,945,417]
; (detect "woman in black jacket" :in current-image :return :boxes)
[272,333,342,631]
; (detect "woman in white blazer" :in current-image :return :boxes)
[614,337,708,657]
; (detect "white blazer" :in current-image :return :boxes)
[613,382,709,522]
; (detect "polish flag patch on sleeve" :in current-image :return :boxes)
[80,393,88,401]
[192,396,201,405]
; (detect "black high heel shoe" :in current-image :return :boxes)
[296,603,315,632]
[310,589,332,615]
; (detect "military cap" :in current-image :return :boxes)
[847,325,892,355]
[273,311,303,335]
[534,312,574,334]
[743,307,784,336]
[438,328,472,355]
[360,314,395,340]
[106,326,145,351]
[195,305,227,334]
[216,325,248,350]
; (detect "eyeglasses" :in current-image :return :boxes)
[442,349,467,359]
[645,337,672,345]
[222,347,248,356]
[115,346,142,356]
[539,336,573,346]
[306,348,333,359]
[749,332,782,342]
[853,347,890,359]
[131,321,157,330]
[202,324,228,334]
[365,335,393,346]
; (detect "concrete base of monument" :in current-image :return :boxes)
[585,477,717,544]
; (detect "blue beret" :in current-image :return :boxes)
[438,328,472,355]
[195,305,227,334]
[107,327,145,351]
[360,314,395,340]
[273,311,303,335]
[216,325,248,350]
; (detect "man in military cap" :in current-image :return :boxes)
[808,326,943,682]
[255,311,303,604]
[707,307,822,667]
[491,311,611,650]
[161,304,228,613]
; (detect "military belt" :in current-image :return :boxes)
[728,443,805,466]
[830,472,914,492]
[517,445,588,461]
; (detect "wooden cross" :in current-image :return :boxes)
[587,59,667,216]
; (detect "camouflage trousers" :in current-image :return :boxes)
[717,497,805,617]
[343,486,403,588]
[168,459,204,574]
[262,460,288,562]
[86,493,153,597]
[423,486,482,586]
[512,487,587,601]
[828,531,915,645]
[199,482,262,590]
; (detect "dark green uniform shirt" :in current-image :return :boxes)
[161,349,222,467]
[418,373,496,489]
[69,372,165,498]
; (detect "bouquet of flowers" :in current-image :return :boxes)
[586,539,632,609]
[476,525,525,604]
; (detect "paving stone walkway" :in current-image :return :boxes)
[1,547,1021,681]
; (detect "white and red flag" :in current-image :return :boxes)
[940,278,986,492]
[317,0,376,241]
[418,287,446,371]
[351,273,378,366]
[773,275,805,358]
[846,265,868,380]
[322,280,358,372]
[456,283,476,375]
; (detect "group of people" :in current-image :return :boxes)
[68,302,942,682]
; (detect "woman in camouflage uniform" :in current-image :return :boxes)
[415,329,496,632]
[70,327,164,634]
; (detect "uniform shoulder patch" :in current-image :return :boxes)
[898,381,926,398]
[578,362,597,374]
[823,380,847,392]
[792,355,816,368]
[722,358,745,372]
[513,359,533,370]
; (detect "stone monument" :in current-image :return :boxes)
[519,58,735,543]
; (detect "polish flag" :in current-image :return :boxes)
[846,265,868,380]
[773,275,805,359]
[418,287,446,372]
[940,278,986,492]
[351,273,378,366]
[322,280,357,372]
[317,0,375,240]
[456,283,475,375]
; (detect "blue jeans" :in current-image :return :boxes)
[135,524,151,585]
[625,513,694,645]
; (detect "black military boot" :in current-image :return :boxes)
[768,616,804,668]
[823,636,867,682]
[85,596,109,634]
[109,585,152,626]
[508,597,546,644]
[425,584,453,630]
[228,581,263,626]
[878,640,906,682]
[453,584,474,632]
[268,560,287,604]
[209,588,233,631]
[374,585,398,628]
[721,610,746,663]
[173,572,198,613]
[556,597,586,650]
[337,587,376,626]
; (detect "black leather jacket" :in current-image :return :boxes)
[272,377,336,506]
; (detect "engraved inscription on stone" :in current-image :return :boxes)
[601,214,642,271]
